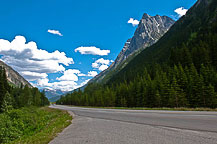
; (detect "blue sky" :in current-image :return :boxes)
[0,0,196,91]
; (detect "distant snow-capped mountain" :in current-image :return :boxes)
[42,88,67,102]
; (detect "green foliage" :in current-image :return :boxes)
[0,66,49,112]
[0,67,6,110]
[57,0,217,109]
[1,92,14,113]
[0,107,72,144]
[57,63,217,108]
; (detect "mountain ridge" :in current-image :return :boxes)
[88,13,175,84]
[108,0,217,84]
[0,60,32,87]
[42,88,67,102]
[57,0,217,109]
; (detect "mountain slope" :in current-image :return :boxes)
[0,60,32,87]
[89,14,175,84]
[109,0,217,84]
[42,89,66,102]
[57,0,217,108]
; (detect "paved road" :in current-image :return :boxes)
[49,105,217,144]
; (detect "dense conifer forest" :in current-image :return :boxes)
[56,0,217,108]
[0,66,49,113]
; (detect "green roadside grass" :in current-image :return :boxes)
[0,106,72,144]
[64,105,217,112]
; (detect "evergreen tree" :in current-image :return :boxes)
[1,92,14,113]
[155,90,161,107]
[181,44,192,67]
[2,68,10,93]
[20,85,33,106]
[206,84,217,108]
[34,89,42,106]
[0,67,6,109]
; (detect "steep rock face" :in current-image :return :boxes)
[89,14,175,84]
[108,0,217,84]
[0,60,32,87]
[114,38,132,68]
[123,14,174,60]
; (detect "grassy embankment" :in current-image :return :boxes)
[0,106,72,144]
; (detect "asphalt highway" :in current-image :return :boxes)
[49,105,217,144]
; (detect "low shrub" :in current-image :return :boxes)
[0,107,72,144]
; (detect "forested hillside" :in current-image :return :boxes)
[88,14,174,84]
[0,66,49,113]
[57,0,217,108]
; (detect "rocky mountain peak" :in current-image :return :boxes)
[88,13,175,84]
[142,13,151,19]
[122,14,175,62]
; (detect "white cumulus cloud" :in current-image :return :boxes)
[20,71,48,81]
[92,58,113,71]
[37,78,78,91]
[95,58,110,65]
[0,36,73,81]
[174,7,188,17]
[35,69,97,91]
[48,29,63,36]
[99,65,108,71]
[56,69,81,81]
[92,62,99,69]
[128,18,140,26]
[87,71,98,77]
[75,46,110,56]
[37,69,82,91]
